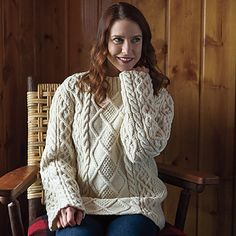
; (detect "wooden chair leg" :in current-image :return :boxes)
[175,189,191,230]
[8,200,25,236]
[28,198,46,225]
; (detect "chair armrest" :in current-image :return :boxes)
[157,162,219,193]
[0,165,38,204]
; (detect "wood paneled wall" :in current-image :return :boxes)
[0,0,235,235]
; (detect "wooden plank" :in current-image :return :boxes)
[0,0,37,233]
[2,0,22,168]
[35,0,67,83]
[133,0,167,72]
[68,0,99,74]
[0,0,9,235]
[100,0,113,14]
[0,0,6,177]
[1,0,23,235]
[164,0,202,235]
[19,0,35,80]
[234,149,236,236]
[68,0,83,73]
[17,0,36,170]
[198,0,236,235]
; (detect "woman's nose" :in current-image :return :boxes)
[122,41,132,54]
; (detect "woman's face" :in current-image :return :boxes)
[106,19,143,76]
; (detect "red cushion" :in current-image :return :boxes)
[28,216,186,236]
[159,222,187,236]
[28,215,54,236]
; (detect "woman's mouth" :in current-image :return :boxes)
[117,57,133,63]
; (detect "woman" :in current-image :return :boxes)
[40,2,174,236]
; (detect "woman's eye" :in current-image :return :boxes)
[131,37,142,43]
[112,37,123,44]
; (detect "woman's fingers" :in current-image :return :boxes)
[56,207,83,229]
[75,210,84,225]
[59,208,68,228]
[66,207,76,226]
[134,66,149,73]
[57,220,62,229]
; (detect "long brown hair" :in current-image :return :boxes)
[78,2,169,104]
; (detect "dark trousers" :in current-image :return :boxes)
[56,214,160,236]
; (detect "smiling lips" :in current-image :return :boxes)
[117,57,134,63]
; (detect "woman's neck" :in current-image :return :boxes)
[106,61,120,77]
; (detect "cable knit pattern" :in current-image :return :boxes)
[40,71,174,231]
[119,70,174,162]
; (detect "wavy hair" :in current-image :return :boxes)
[78,2,170,104]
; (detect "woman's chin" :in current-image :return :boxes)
[106,63,135,76]
[117,65,134,72]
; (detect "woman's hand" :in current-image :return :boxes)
[56,206,84,229]
[134,66,149,73]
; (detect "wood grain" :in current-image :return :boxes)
[164,1,202,234]
[34,0,67,83]
[0,166,37,200]
[0,1,8,234]
[198,0,236,235]
[68,0,99,73]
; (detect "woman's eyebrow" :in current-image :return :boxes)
[111,34,142,38]
[111,35,124,38]
[134,34,142,37]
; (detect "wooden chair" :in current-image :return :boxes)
[0,77,219,236]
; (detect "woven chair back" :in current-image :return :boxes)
[27,83,60,199]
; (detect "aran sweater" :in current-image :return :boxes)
[40,70,174,231]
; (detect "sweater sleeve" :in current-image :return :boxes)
[119,70,174,162]
[40,82,85,231]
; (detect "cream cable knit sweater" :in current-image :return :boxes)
[40,70,174,231]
